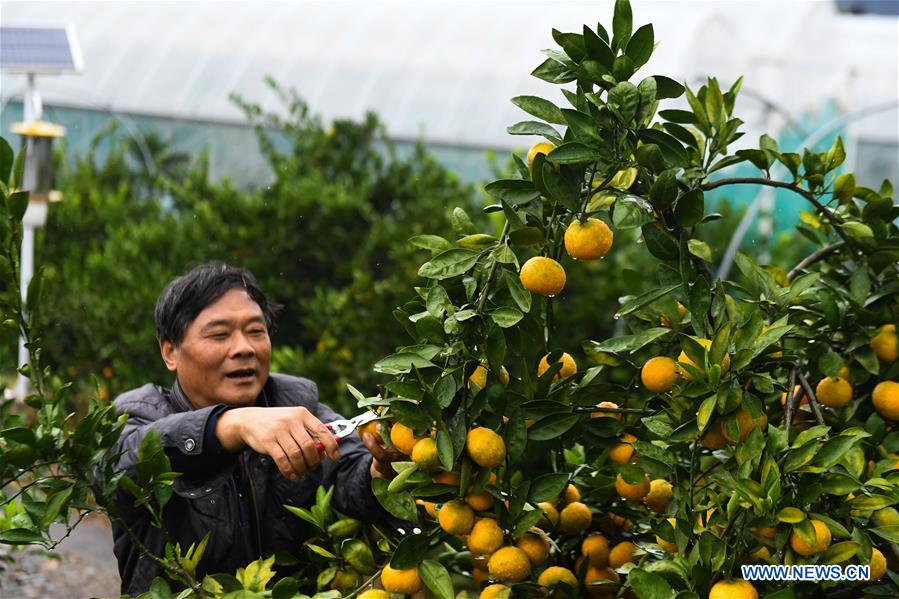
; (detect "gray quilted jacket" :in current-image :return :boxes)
[108,373,390,594]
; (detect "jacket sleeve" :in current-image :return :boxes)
[110,385,233,484]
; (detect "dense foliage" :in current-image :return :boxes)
[2,2,897,598]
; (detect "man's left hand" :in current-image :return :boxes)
[360,432,404,479]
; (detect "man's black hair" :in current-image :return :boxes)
[155,261,279,345]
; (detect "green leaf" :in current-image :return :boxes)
[9,190,29,221]
[608,82,640,123]
[0,137,13,186]
[705,78,725,130]
[42,486,73,526]
[528,472,570,502]
[512,509,544,539]
[653,76,685,99]
[528,414,579,441]
[0,528,44,545]
[457,234,497,250]
[373,353,437,376]
[777,507,806,524]
[436,429,454,471]
[625,24,654,67]
[284,505,323,531]
[833,172,855,203]
[847,494,893,512]
[839,221,874,240]
[868,527,899,543]
[508,226,543,247]
[417,249,479,280]
[826,136,846,171]
[617,283,682,316]
[507,121,563,142]
[627,568,675,599]
[10,145,26,190]
[409,235,452,254]
[659,109,697,124]
[419,560,454,599]
[371,478,419,522]
[531,58,576,84]
[612,195,653,230]
[451,207,477,236]
[547,142,601,165]
[649,169,679,208]
[434,375,457,409]
[674,189,704,226]
[542,165,582,210]
[490,307,524,328]
[612,0,633,50]
[684,86,709,134]
[821,541,859,565]
[642,223,679,260]
[638,129,688,166]
[504,270,532,313]
[687,239,712,262]
[810,436,858,469]
[391,534,430,569]
[561,108,600,142]
[588,327,671,354]
[510,96,566,125]
[484,180,540,205]
[697,396,716,431]
[552,29,587,62]
[583,25,614,68]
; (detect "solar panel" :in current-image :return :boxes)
[0,25,82,74]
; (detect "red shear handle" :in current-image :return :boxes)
[315,423,335,452]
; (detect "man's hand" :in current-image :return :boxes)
[216,407,340,480]
[360,432,404,479]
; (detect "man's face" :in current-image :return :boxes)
[161,288,272,408]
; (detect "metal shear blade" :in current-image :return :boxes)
[322,411,380,442]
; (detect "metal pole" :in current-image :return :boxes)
[13,225,34,399]
[13,75,43,399]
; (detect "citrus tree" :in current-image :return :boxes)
[352,1,899,598]
[3,1,899,598]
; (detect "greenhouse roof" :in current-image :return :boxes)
[1,1,897,148]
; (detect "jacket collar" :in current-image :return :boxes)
[168,377,272,412]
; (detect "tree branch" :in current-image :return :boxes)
[700,177,855,248]
[797,370,827,432]
[787,242,845,282]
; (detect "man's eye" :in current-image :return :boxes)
[209,333,229,340]
[249,329,267,336]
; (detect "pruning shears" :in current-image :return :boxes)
[314,410,380,452]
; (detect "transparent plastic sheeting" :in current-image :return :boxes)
[1,1,896,150]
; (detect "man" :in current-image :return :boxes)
[108,262,401,594]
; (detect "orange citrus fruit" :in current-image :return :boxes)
[815,376,852,408]
[789,519,831,556]
[615,473,651,500]
[438,500,475,535]
[709,580,758,599]
[466,427,506,468]
[380,564,423,594]
[871,324,898,362]
[487,546,532,582]
[581,534,610,567]
[872,381,899,420]
[564,218,614,261]
[520,256,566,297]
[641,356,679,393]
[537,351,577,380]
